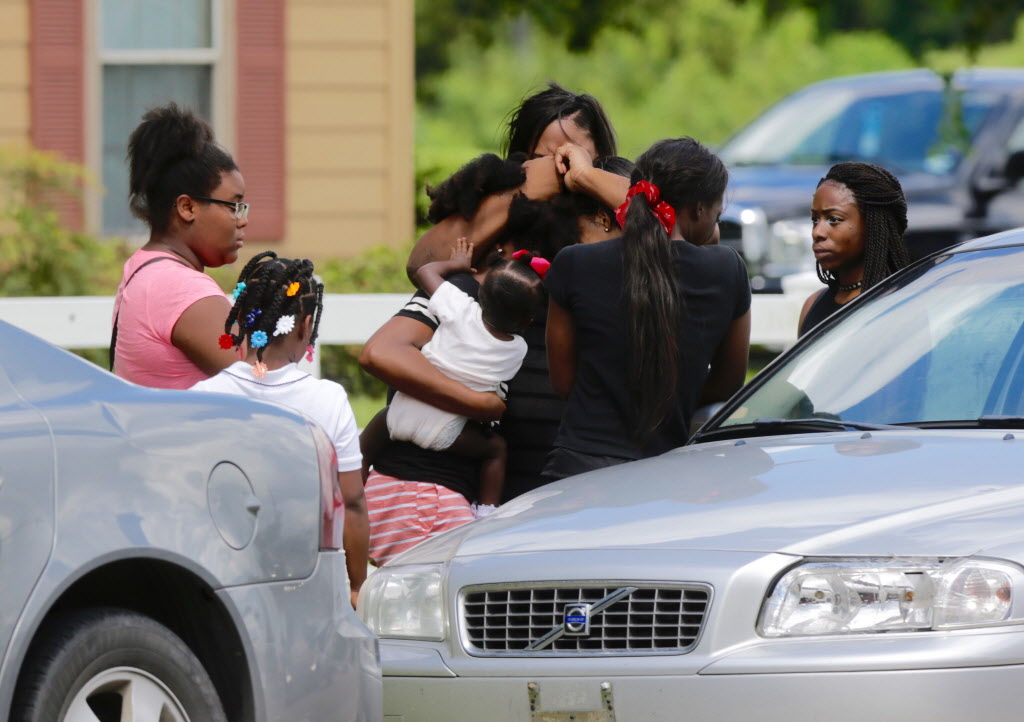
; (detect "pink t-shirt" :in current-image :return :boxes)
[112,249,228,389]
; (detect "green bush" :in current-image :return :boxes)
[0,146,129,298]
[312,244,415,399]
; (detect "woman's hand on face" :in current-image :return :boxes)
[521,155,563,201]
[554,143,595,193]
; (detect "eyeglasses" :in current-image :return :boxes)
[191,196,250,220]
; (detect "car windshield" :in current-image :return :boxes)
[719,84,1002,175]
[717,246,1024,428]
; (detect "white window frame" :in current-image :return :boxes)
[84,0,236,240]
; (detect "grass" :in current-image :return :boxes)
[350,394,386,428]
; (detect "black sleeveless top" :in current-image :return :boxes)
[799,289,847,337]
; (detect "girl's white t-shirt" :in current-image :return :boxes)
[421,281,527,391]
[190,361,362,472]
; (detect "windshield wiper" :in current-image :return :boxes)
[752,418,916,432]
[691,417,917,444]
[976,415,1024,428]
[910,416,1024,430]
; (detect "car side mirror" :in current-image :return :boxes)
[974,154,1020,198]
[1005,150,1024,185]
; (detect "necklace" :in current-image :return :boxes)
[837,280,863,292]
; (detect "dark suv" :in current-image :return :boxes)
[717,68,1024,291]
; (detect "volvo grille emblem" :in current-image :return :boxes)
[563,603,592,635]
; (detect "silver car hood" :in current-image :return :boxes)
[453,430,1024,558]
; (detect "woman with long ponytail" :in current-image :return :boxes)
[543,137,752,481]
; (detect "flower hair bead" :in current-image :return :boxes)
[218,333,234,350]
[274,315,295,336]
[252,361,269,379]
[250,330,268,348]
[286,282,301,297]
[305,344,315,363]
[614,180,676,235]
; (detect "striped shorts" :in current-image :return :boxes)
[365,471,475,565]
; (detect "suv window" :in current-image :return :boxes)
[721,86,1002,175]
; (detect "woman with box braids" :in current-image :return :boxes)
[192,253,368,607]
[112,102,248,388]
[542,137,752,481]
[221,251,324,377]
[799,162,910,336]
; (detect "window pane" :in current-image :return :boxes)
[102,0,212,50]
[102,65,212,237]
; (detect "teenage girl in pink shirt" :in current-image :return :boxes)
[111,103,248,389]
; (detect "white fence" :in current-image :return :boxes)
[0,287,812,374]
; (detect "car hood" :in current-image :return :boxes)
[450,430,1024,559]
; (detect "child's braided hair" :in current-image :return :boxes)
[223,251,324,364]
[478,252,547,335]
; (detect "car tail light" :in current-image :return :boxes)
[308,421,343,550]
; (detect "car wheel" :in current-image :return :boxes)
[12,608,227,722]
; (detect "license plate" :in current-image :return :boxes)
[528,681,616,722]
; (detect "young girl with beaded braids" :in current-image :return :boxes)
[798,162,911,336]
[190,252,368,607]
[542,137,752,481]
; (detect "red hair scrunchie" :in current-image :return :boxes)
[614,180,676,236]
[511,249,551,279]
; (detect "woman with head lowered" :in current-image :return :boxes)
[361,84,631,513]
[798,162,910,336]
[542,137,752,482]
[406,82,626,279]
[111,103,246,388]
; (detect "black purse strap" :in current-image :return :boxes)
[109,255,191,371]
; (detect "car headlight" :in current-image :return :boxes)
[358,564,446,640]
[759,557,1023,637]
[765,217,813,271]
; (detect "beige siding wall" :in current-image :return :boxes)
[284,0,414,260]
[0,0,29,147]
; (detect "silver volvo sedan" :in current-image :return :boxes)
[361,228,1024,721]
[0,321,381,722]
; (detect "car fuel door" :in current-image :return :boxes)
[0,363,55,666]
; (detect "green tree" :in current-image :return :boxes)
[416,0,914,189]
[0,147,127,297]
[416,0,662,91]
[755,0,1021,60]
[416,0,1023,88]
